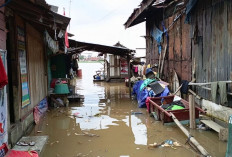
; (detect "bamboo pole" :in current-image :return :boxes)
[173,84,182,95]
[189,94,196,129]
[158,47,162,75]
[188,89,201,100]
[160,44,167,77]
[170,113,210,157]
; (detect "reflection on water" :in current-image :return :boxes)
[36,63,227,157]
[123,115,147,145]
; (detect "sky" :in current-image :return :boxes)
[45,0,146,57]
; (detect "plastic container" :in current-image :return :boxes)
[54,84,69,94]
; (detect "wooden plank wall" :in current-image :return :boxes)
[146,13,191,86]
[191,0,232,106]
[146,0,232,106]
[0,6,6,50]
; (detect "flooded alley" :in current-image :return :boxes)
[28,63,226,157]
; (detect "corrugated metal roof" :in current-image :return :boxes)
[68,39,135,57]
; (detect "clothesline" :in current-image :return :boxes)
[188,81,232,86]
[188,81,232,96]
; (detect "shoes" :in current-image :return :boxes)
[16,141,36,146]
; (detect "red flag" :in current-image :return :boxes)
[63,8,69,48]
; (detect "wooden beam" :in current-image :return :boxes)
[170,113,210,157]
[189,94,196,129]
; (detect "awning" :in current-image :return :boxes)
[68,39,135,57]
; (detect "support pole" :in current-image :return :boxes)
[127,55,131,98]
[170,113,210,157]
[189,94,196,129]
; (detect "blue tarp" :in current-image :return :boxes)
[151,25,163,54]
[132,80,170,108]
[132,80,148,108]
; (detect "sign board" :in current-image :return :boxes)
[17,27,30,108]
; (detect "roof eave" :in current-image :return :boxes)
[124,0,156,28]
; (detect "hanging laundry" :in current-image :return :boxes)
[138,65,142,76]
[134,65,138,73]
[218,82,228,105]
[0,57,7,89]
[211,82,217,103]
[211,82,228,105]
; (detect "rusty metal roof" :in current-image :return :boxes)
[68,39,135,57]
[124,0,168,28]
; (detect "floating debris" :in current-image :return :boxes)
[82,131,100,137]
[148,139,181,149]
[50,141,59,146]
[131,112,143,115]
[94,113,101,117]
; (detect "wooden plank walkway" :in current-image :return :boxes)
[201,120,225,133]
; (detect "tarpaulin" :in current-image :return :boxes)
[138,89,149,108]
[151,25,163,54]
[33,98,48,124]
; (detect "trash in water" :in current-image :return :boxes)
[82,131,100,137]
[50,141,59,146]
[148,139,181,149]
[197,124,208,130]
[151,112,158,120]
[94,113,101,117]
[131,112,143,115]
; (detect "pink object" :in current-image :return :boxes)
[0,57,8,89]
[0,143,39,157]
[134,67,138,73]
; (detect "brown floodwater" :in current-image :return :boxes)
[31,63,227,157]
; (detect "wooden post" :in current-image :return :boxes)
[127,55,131,98]
[189,94,196,129]
[170,113,210,156]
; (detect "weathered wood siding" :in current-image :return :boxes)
[146,14,191,86]
[146,0,232,106]
[0,6,6,50]
[191,0,232,106]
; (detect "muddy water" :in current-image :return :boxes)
[32,63,227,157]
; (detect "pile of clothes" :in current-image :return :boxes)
[132,68,170,108]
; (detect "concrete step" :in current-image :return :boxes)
[12,136,48,154]
[201,120,228,141]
